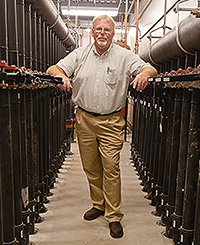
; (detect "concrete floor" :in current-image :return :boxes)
[30,135,172,245]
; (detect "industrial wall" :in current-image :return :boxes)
[130,0,198,53]
[0,0,76,72]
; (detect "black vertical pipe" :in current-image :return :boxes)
[54,35,58,63]
[38,86,45,202]
[32,87,41,222]
[172,88,192,244]
[41,86,49,206]
[46,25,50,69]
[165,87,183,238]
[144,84,155,195]
[124,97,128,142]
[155,85,167,216]
[42,20,46,72]
[150,83,163,206]
[194,161,200,245]
[37,15,42,72]
[7,0,19,66]
[26,87,36,235]
[49,28,53,67]
[180,88,200,245]
[0,151,3,245]
[25,2,32,69]
[0,87,16,244]
[52,32,55,65]
[10,87,24,244]
[141,87,151,191]
[31,10,37,71]
[0,0,8,62]
[16,0,25,67]
[20,87,30,245]
[160,88,176,225]
[46,86,52,194]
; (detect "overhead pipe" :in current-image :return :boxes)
[140,15,200,66]
[26,0,75,49]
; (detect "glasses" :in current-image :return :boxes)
[94,27,113,34]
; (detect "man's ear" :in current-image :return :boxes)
[91,28,94,38]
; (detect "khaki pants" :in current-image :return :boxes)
[75,108,125,222]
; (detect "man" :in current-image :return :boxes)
[46,15,157,239]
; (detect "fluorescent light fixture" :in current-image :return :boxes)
[62,6,118,17]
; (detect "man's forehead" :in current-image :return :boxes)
[94,19,113,27]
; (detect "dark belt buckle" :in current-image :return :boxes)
[91,112,101,117]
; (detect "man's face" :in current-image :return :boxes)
[92,18,115,54]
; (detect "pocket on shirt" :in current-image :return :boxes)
[105,68,118,85]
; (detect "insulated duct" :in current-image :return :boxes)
[140,15,200,66]
[27,0,75,48]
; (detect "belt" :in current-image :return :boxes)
[78,107,120,117]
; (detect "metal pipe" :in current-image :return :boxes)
[42,20,46,72]
[25,3,32,69]
[163,0,167,35]
[128,0,136,15]
[194,160,200,244]
[179,88,200,245]
[135,0,139,54]
[16,0,25,67]
[124,0,128,46]
[165,87,183,238]
[172,88,192,244]
[31,10,38,70]
[26,0,75,48]
[10,87,24,244]
[0,88,16,244]
[20,87,30,245]
[140,15,200,66]
[0,0,8,62]
[37,15,42,71]
[140,0,181,40]
[7,0,19,66]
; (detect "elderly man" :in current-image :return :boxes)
[46,15,157,238]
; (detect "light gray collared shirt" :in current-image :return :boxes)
[57,43,149,115]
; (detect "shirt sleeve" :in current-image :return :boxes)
[56,49,78,77]
[127,52,151,77]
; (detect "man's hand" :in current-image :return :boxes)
[57,77,72,91]
[46,65,72,91]
[130,66,157,91]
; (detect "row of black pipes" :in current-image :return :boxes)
[0,61,74,244]
[0,0,74,72]
[129,72,200,245]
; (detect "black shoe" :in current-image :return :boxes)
[84,207,104,220]
[109,222,123,238]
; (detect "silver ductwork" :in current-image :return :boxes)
[140,15,200,66]
[28,0,75,48]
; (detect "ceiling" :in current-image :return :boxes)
[53,0,138,28]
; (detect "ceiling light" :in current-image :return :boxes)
[62,6,118,17]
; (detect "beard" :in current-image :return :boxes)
[96,40,107,46]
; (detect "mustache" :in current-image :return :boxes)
[97,34,107,39]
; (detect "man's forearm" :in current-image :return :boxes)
[46,65,72,91]
[140,65,158,78]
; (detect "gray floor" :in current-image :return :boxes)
[30,135,172,245]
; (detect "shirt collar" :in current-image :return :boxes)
[92,42,113,56]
